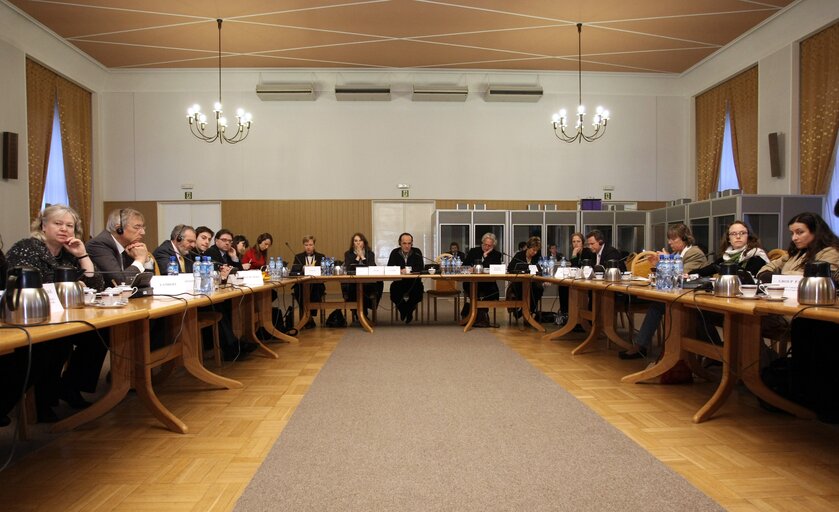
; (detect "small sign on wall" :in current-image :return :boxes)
[401,190,409,198]
[184,192,193,199]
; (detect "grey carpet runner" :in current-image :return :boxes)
[234,327,722,511]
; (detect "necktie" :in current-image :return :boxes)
[178,255,185,272]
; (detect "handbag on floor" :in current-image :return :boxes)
[325,309,347,328]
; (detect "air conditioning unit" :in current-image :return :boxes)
[335,85,391,101]
[256,83,316,101]
[484,85,543,103]
[412,85,468,102]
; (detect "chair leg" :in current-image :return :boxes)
[212,323,222,367]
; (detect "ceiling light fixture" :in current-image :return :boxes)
[551,23,609,143]
[187,19,252,144]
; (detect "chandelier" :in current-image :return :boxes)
[187,19,252,144]
[551,23,609,143]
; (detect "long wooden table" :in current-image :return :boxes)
[293,273,544,333]
[0,280,299,433]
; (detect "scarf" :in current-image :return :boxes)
[723,246,769,266]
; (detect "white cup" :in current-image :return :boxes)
[760,284,785,299]
[100,291,121,306]
[403,266,412,274]
[428,267,436,274]
[740,284,758,297]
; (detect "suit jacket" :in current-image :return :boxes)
[204,245,242,270]
[463,247,503,267]
[344,248,376,268]
[680,245,708,274]
[594,245,626,272]
[153,240,192,274]
[292,251,325,273]
[508,250,538,273]
[86,229,143,285]
[387,248,424,271]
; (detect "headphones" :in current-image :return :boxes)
[174,224,186,242]
[116,209,125,235]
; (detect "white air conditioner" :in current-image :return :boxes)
[484,85,543,103]
[412,85,468,102]
[335,85,391,101]
[256,83,316,101]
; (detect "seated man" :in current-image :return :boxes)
[153,224,197,273]
[205,228,242,271]
[461,232,503,327]
[291,235,326,329]
[387,233,424,324]
[87,207,154,285]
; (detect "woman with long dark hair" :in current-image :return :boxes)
[757,212,839,283]
[242,232,272,270]
[342,232,383,322]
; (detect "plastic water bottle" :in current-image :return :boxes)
[167,255,178,276]
[277,256,284,278]
[559,256,568,278]
[548,255,556,276]
[193,258,202,293]
[202,256,213,293]
[268,257,277,280]
[660,254,673,291]
[672,254,684,289]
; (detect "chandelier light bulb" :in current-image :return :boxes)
[199,113,207,124]
[602,110,610,119]
[236,108,244,117]
[577,105,585,115]
[213,102,222,112]
[552,113,561,123]
[187,107,195,117]
[559,108,567,118]
[244,113,253,123]
[596,106,603,115]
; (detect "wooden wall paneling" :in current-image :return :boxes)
[102,201,158,247]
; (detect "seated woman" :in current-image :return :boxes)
[241,232,271,270]
[2,204,105,423]
[342,232,383,322]
[557,232,595,326]
[759,212,839,422]
[619,223,706,360]
[232,235,249,263]
[507,236,543,319]
[695,220,769,279]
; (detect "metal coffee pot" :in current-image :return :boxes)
[604,259,622,282]
[54,265,86,309]
[1,266,50,325]
[714,261,741,298]
[797,261,836,306]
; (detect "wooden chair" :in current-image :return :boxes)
[767,248,788,262]
[426,279,461,323]
[622,251,663,345]
[625,252,637,273]
[631,251,657,278]
[390,299,423,324]
[197,311,223,367]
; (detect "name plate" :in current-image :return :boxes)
[151,275,189,294]
[528,265,538,275]
[42,283,64,312]
[368,266,385,275]
[385,266,401,276]
[355,267,369,276]
[771,274,803,297]
[303,266,322,276]
[238,270,265,286]
[489,264,506,275]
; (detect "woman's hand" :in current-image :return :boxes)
[63,237,87,257]
[572,246,581,257]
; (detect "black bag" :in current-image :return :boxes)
[324,309,347,328]
[283,306,295,333]
[758,355,793,414]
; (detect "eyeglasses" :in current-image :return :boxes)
[218,237,233,243]
[728,231,748,238]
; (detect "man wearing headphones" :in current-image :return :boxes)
[153,224,197,273]
[86,208,153,285]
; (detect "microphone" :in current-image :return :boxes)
[285,242,303,266]
[501,251,530,274]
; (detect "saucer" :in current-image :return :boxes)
[738,295,761,300]
[93,300,128,308]
[764,296,787,302]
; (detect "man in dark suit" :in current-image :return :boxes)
[292,235,326,328]
[205,228,242,271]
[387,233,425,324]
[153,224,197,273]
[86,208,154,285]
[460,232,503,327]
[586,229,626,272]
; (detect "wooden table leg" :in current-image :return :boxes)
[356,282,374,333]
[52,320,136,433]
[463,281,478,332]
[572,290,602,355]
[601,288,633,351]
[521,280,546,332]
[691,310,738,423]
[543,284,583,340]
[181,308,243,390]
[132,321,188,433]
[255,288,296,348]
[235,292,279,358]
[622,300,683,383]
[738,313,816,419]
[294,281,312,331]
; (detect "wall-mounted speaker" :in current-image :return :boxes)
[768,132,782,178]
[2,132,18,180]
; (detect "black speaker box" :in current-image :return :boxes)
[2,132,18,180]
[768,132,782,178]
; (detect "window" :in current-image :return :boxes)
[717,107,740,192]
[40,100,69,209]
[824,138,839,234]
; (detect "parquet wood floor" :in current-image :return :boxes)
[1,300,838,511]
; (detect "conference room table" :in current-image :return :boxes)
[536,274,839,423]
[293,272,544,333]
[0,279,300,434]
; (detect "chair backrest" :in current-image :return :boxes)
[625,252,637,272]
[434,279,459,293]
[767,248,787,262]
[631,251,657,278]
